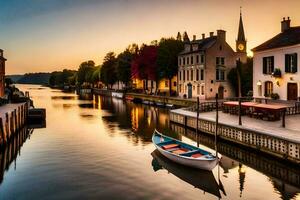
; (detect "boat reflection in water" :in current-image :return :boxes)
[151,150,225,199]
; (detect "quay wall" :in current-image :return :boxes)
[170,110,300,164]
[126,93,196,107]
[171,123,300,189]
[0,103,28,146]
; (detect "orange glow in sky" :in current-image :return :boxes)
[1,0,300,74]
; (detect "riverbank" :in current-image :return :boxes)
[170,108,300,164]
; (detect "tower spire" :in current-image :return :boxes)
[237,7,246,41]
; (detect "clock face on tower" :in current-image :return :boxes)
[238,44,245,51]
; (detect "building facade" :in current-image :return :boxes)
[252,17,300,101]
[0,49,6,97]
[177,13,247,99]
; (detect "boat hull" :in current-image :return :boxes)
[152,130,219,171]
[156,145,218,171]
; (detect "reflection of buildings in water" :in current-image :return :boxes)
[0,128,32,184]
[271,177,300,200]
[238,163,246,197]
[151,150,223,198]
[170,122,300,197]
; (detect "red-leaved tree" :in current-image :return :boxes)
[131,45,158,92]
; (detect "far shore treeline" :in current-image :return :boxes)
[6,34,252,96]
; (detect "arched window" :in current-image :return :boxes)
[264,81,273,97]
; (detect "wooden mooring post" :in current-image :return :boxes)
[0,103,28,147]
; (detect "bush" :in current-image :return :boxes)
[270,93,280,100]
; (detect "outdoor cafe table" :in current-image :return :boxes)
[223,101,288,127]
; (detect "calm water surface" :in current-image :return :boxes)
[0,84,300,200]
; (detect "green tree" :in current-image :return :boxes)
[100,52,117,89]
[77,60,95,85]
[116,44,138,88]
[227,57,253,97]
[156,38,184,96]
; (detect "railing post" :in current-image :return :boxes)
[196,97,199,147]
[215,93,219,158]
[282,108,286,128]
[238,97,242,126]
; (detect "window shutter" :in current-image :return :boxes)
[263,57,267,74]
[285,54,289,72]
[271,56,274,72]
[293,53,298,73]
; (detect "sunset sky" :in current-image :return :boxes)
[1,0,300,74]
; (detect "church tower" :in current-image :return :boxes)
[236,8,247,63]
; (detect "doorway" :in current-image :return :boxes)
[218,86,224,99]
[287,83,298,100]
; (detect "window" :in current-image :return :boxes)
[165,80,168,87]
[201,85,204,95]
[216,68,225,81]
[179,84,182,93]
[179,71,182,81]
[191,56,194,65]
[173,81,176,87]
[263,56,274,74]
[187,57,189,65]
[183,57,186,65]
[201,55,204,64]
[183,70,185,81]
[285,53,298,73]
[187,70,189,81]
[191,70,193,81]
[196,69,199,81]
[179,58,181,66]
[197,84,200,95]
[264,81,273,97]
[196,55,199,64]
[200,69,204,80]
[216,57,225,65]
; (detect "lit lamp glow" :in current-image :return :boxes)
[257,80,262,86]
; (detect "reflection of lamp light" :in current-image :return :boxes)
[257,80,262,86]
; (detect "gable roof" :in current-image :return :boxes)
[179,36,217,55]
[252,26,300,52]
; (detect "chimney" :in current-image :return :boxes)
[209,32,214,37]
[0,49,3,57]
[193,35,196,41]
[217,30,226,41]
[281,17,291,32]
[202,33,205,39]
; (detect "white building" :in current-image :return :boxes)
[252,17,300,101]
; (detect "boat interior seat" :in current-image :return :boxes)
[172,148,189,155]
[162,143,179,150]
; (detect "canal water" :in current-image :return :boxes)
[0,84,300,200]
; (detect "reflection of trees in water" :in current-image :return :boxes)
[0,127,32,185]
[171,123,300,199]
[94,95,179,146]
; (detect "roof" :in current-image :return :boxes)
[252,26,300,52]
[179,36,217,55]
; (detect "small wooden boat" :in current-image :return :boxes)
[152,130,219,170]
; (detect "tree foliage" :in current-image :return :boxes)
[156,38,184,95]
[227,57,253,96]
[77,60,96,85]
[100,52,117,88]
[116,44,138,87]
[49,69,77,86]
